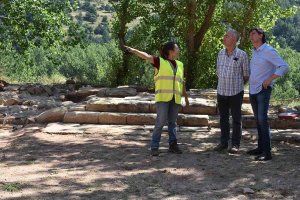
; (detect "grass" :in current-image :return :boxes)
[2,183,22,192]
[270,99,300,108]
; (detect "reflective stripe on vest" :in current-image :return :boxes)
[154,57,184,104]
[154,76,184,84]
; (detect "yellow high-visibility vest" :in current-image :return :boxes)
[154,57,184,104]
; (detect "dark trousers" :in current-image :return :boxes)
[249,87,272,154]
[217,91,244,147]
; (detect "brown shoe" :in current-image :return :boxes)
[228,146,239,154]
[213,144,228,151]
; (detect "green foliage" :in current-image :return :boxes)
[110,0,296,88]
[272,48,300,100]
[273,0,300,51]
[100,4,114,12]
[59,42,121,86]
[0,0,299,91]
[3,183,22,192]
[84,11,97,23]
[94,24,107,35]
[0,0,80,52]
[0,42,122,86]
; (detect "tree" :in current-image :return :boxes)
[84,11,97,23]
[0,0,79,52]
[110,0,148,85]
[111,0,295,88]
[273,0,300,51]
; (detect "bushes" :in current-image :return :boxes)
[2,44,298,95]
[272,48,300,101]
[0,42,122,86]
[59,42,121,86]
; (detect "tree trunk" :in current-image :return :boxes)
[238,1,257,49]
[185,0,218,89]
[185,0,197,89]
[115,0,130,86]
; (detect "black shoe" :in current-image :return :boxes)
[213,144,228,151]
[169,142,182,154]
[246,148,263,156]
[255,153,272,161]
[151,149,159,156]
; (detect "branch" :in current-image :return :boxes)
[239,1,257,48]
[186,0,197,53]
[193,0,218,51]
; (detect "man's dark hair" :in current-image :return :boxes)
[160,41,177,59]
[249,28,266,43]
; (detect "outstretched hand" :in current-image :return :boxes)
[123,45,133,53]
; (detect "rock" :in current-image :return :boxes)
[77,88,99,97]
[63,111,99,124]
[22,100,35,106]
[26,85,45,95]
[0,80,9,86]
[182,99,217,115]
[61,101,76,107]
[59,95,65,101]
[117,85,148,92]
[41,85,53,96]
[85,95,97,101]
[66,78,75,85]
[178,114,209,126]
[98,113,127,125]
[0,98,20,106]
[19,91,31,98]
[4,85,19,91]
[65,88,100,102]
[243,188,255,194]
[117,100,150,113]
[0,116,14,124]
[68,105,86,111]
[86,98,118,112]
[36,107,67,123]
[37,102,58,110]
[0,99,5,105]
[105,88,137,97]
[126,113,156,125]
[241,104,253,115]
[96,88,109,97]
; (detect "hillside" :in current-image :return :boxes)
[273,0,300,51]
[71,0,300,52]
[71,0,114,43]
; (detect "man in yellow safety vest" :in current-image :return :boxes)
[124,42,189,156]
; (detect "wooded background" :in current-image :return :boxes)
[0,0,299,102]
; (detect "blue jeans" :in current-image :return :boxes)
[151,98,180,150]
[250,87,272,153]
[217,91,244,147]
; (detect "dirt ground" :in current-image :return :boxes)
[0,124,299,200]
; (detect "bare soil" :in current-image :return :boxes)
[0,125,299,200]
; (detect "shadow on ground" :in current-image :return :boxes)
[0,126,299,200]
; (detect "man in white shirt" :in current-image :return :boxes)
[214,29,249,153]
[247,28,289,161]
